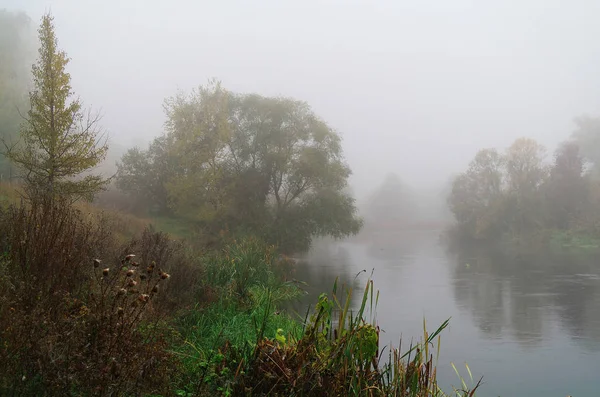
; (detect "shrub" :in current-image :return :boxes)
[0,201,176,395]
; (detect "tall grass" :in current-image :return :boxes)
[172,237,304,395]
[240,277,481,396]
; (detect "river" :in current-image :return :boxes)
[291,230,600,397]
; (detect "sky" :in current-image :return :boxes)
[4,0,600,196]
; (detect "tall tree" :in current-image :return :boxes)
[4,13,108,201]
[448,148,505,238]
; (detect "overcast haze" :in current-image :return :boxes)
[4,0,600,196]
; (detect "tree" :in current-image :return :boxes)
[504,138,547,195]
[116,136,173,214]
[503,138,548,236]
[4,13,108,202]
[448,148,506,239]
[0,10,35,182]
[544,141,587,229]
[117,82,362,252]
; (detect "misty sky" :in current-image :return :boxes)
[4,0,600,195]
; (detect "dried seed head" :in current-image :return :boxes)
[138,294,150,303]
[125,254,135,261]
[102,268,109,276]
[147,266,154,274]
[161,272,170,280]
[93,259,101,268]
[117,307,124,316]
[132,261,139,267]
[117,288,127,296]
[152,285,159,294]
[128,279,137,288]
[126,269,134,277]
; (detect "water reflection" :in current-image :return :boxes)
[449,243,600,347]
[294,233,600,396]
[286,241,359,316]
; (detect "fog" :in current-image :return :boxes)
[5,0,600,198]
[5,3,600,395]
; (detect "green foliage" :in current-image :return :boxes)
[238,278,480,396]
[173,238,303,395]
[205,237,277,299]
[117,81,362,252]
[171,237,478,396]
[548,230,600,251]
[3,13,108,202]
[116,135,173,214]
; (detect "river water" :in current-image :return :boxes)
[291,230,600,397]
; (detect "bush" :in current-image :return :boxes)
[0,201,177,395]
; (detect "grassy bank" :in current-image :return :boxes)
[170,239,480,396]
[548,230,600,252]
[0,199,479,396]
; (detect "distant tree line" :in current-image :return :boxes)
[448,125,600,243]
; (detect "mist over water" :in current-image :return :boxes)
[4,1,600,395]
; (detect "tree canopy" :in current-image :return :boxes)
[448,136,596,242]
[117,82,362,252]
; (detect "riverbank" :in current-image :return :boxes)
[169,237,480,396]
[0,196,478,396]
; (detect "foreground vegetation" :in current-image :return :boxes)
[0,201,480,396]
